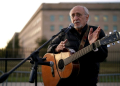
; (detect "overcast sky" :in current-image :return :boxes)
[0,0,120,49]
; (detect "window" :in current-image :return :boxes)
[50,25,54,31]
[68,15,71,21]
[59,15,64,21]
[88,16,91,22]
[50,15,54,21]
[94,15,99,22]
[113,25,117,32]
[104,25,108,31]
[103,15,108,22]
[113,15,117,22]
[59,25,63,31]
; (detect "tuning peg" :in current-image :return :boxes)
[112,43,115,45]
[107,44,110,47]
[109,32,112,34]
[113,30,117,32]
[117,41,120,44]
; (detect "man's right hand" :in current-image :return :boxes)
[55,39,68,52]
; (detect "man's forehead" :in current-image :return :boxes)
[70,6,84,13]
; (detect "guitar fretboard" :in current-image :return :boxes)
[64,40,100,66]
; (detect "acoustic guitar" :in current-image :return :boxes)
[41,31,120,86]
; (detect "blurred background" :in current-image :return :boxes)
[0,1,120,86]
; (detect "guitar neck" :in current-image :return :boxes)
[64,40,101,66]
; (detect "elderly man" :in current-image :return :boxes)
[47,5,108,86]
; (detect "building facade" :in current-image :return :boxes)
[18,3,120,60]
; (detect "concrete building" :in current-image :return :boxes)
[18,3,120,60]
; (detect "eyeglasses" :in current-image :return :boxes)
[71,13,86,18]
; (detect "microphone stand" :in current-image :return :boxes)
[0,28,67,86]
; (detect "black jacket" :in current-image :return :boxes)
[47,24,108,85]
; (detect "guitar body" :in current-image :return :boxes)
[41,51,80,86]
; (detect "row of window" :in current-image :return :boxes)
[104,25,117,32]
[50,15,71,22]
[93,15,117,22]
[50,25,118,32]
[50,25,63,31]
[50,15,118,22]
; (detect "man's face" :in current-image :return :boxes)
[70,6,89,30]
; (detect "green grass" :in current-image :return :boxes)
[0,60,43,82]
[100,62,120,74]
[99,75,120,82]
[99,61,120,82]
[7,74,43,82]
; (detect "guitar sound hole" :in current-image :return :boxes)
[58,59,64,70]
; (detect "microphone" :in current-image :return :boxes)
[49,61,54,67]
[29,60,54,83]
[64,23,74,33]
[49,61,54,77]
[29,67,35,83]
[38,58,54,67]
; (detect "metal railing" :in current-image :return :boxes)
[0,70,44,86]
[0,46,120,86]
[0,70,120,86]
[98,74,120,86]
[99,73,120,82]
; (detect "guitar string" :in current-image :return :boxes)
[64,44,93,65]
[64,40,101,66]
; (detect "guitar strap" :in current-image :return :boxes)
[79,25,89,50]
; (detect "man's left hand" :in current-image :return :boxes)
[88,26,101,45]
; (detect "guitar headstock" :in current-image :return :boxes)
[106,32,120,47]
[100,31,120,46]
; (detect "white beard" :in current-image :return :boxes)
[74,24,83,30]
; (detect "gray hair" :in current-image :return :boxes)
[83,6,89,23]
[69,6,89,15]
[69,6,89,23]
[83,6,89,15]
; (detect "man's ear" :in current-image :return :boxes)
[86,15,89,22]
